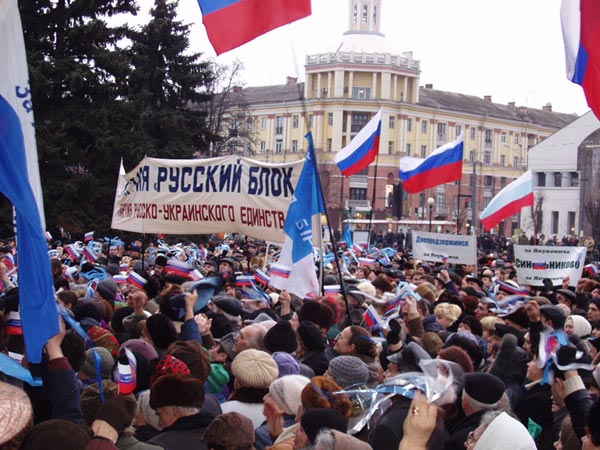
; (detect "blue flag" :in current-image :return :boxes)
[271,132,326,298]
[1,1,59,363]
[343,221,353,247]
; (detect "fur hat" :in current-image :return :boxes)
[167,340,212,382]
[264,320,298,354]
[232,349,279,388]
[298,321,325,352]
[150,374,205,409]
[268,374,311,415]
[21,419,90,450]
[79,347,115,380]
[273,351,300,377]
[203,412,255,447]
[0,381,33,445]
[328,356,369,388]
[301,408,348,444]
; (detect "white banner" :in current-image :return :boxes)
[513,245,587,287]
[411,231,477,265]
[111,156,304,243]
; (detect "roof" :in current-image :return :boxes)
[236,82,578,129]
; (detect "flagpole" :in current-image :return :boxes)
[367,153,380,246]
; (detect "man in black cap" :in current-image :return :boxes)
[446,372,506,450]
[539,304,566,331]
[556,288,576,312]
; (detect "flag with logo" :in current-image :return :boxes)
[270,133,325,298]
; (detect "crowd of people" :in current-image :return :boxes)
[0,232,599,450]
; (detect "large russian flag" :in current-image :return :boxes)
[335,108,382,177]
[480,171,534,231]
[198,0,311,55]
[399,134,464,194]
[561,0,600,118]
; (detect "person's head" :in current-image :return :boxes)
[565,315,592,337]
[582,398,600,450]
[461,372,505,416]
[266,374,310,417]
[295,408,349,450]
[0,381,33,449]
[434,302,462,329]
[465,411,535,450]
[150,374,205,428]
[326,355,370,388]
[143,314,178,351]
[203,412,255,450]
[333,325,377,358]
[589,300,600,323]
[300,376,351,418]
[233,323,267,354]
[231,349,279,389]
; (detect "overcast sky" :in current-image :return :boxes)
[142,0,589,116]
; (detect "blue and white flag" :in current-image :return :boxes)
[270,133,325,298]
[343,221,353,248]
[0,0,59,363]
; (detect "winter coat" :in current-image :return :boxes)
[147,412,214,450]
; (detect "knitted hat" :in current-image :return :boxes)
[273,352,300,377]
[268,374,310,415]
[300,408,348,444]
[203,412,255,447]
[150,374,205,409]
[328,356,369,388]
[264,320,298,354]
[231,349,279,388]
[463,372,505,405]
[119,339,159,363]
[136,389,162,431]
[97,279,118,302]
[298,321,326,352]
[207,363,230,394]
[167,340,212,382]
[151,355,190,385]
[21,419,90,450]
[87,326,120,359]
[79,347,115,380]
[0,381,33,445]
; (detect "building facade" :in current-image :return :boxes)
[226,0,577,235]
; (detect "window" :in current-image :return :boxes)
[389,115,395,129]
[436,194,444,209]
[292,115,299,128]
[551,211,559,234]
[328,113,333,126]
[421,120,428,134]
[514,157,520,168]
[514,134,521,145]
[469,150,476,163]
[406,143,412,155]
[420,145,427,158]
[308,114,314,127]
[362,4,368,23]
[437,122,446,137]
[407,118,413,132]
[275,139,283,153]
[388,141,394,154]
[456,125,462,136]
[372,5,377,24]
[470,127,476,140]
[292,140,298,153]
[350,188,367,200]
[351,113,370,132]
[537,172,546,187]
[353,4,358,24]
[327,138,332,152]
[261,117,267,130]
[500,155,506,166]
[570,172,579,187]
[484,175,493,187]
[259,141,266,153]
[485,129,493,144]
[554,172,561,187]
[484,150,491,165]
[352,87,371,99]
[568,211,576,233]
[501,132,507,143]
[275,116,284,135]
[501,177,506,188]
[247,117,253,130]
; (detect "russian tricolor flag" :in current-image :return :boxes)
[358,257,376,267]
[82,246,96,263]
[113,274,128,284]
[480,171,534,231]
[335,109,382,177]
[363,305,382,328]
[84,231,94,242]
[127,271,147,289]
[532,262,547,270]
[165,258,193,277]
[236,275,255,287]
[270,263,291,279]
[254,269,270,286]
[561,0,600,118]
[198,0,311,55]
[65,244,80,260]
[399,134,464,194]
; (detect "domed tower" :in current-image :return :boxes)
[347,0,384,36]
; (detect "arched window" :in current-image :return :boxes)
[353,4,358,24]
[362,4,368,23]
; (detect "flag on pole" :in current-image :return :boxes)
[363,304,383,328]
[0,0,59,363]
[399,134,464,193]
[480,171,534,231]
[343,221,353,248]
[197,0,311,55]
[84,231,94,242]
[270,133,326,298]
[561,0,600,118]
[335,108,382,177]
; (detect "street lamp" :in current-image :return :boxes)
[427,197,435,232]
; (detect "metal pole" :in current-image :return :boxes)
[471,161,477,234]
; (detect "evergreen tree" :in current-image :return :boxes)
[128,0,213,159]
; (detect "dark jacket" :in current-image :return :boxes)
[515,381,553,446]
[147,412,214,450]
[446,410,486,450]
[117,435,164,450]
[300,350,329,376]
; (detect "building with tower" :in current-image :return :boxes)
[221,0,576,237]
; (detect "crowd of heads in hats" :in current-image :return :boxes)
[0,230,600,450]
